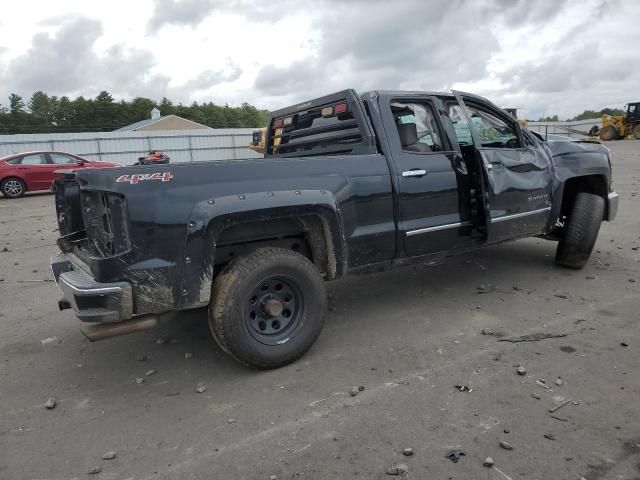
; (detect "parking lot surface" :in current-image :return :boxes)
[1,141,639,479]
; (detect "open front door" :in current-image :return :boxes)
[451,90,553,243]
[450,91,492,241]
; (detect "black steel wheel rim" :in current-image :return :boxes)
[244,275,305,346]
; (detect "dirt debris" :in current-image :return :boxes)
[195,383,207,393]
[445,449,466,463]
[454,384,473,392]
[386,463,409,475]
[499,440,513,450]
[549,399,572,413]
[499,333,567,343]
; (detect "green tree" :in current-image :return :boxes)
[9,94,25,114]
[201,102,226,127]
[0,90,271,133]
[53,96,73,126]
[158,97,175,116]
[570,107,626,121]
[222,104,242,128]
[28,91,53,122]
[127,97,157,124]
[94,91,116,127]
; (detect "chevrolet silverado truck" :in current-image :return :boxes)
[50,89,619,369]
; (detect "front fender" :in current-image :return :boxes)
[177,189,346,309]
[546,140,612,229]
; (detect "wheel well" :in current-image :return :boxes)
[560,175,608,219]
[1,176,26,185]
[214,215,337,279]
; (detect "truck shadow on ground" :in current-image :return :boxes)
[111,238,564,371]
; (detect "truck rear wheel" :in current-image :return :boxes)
[209,247,327,369]
[555,192,604,269]
[599,125,619,141]
[632,124,640,140]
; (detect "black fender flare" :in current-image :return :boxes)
[547,169,610,231]
[177,189,346,309]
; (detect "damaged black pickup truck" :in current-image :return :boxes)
[51,89,618,369]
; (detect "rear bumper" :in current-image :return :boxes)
[51,253,133,323]
[606,191,619,221]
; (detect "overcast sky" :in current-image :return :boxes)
[0,0,638,119]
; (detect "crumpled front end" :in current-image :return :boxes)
[544,137,619,222]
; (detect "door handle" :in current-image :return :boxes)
[402,169,427,178]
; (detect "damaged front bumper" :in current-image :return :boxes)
[51,252,133,323]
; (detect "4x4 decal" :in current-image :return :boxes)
[116,172,173,184]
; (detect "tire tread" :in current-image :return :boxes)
[209,247,326,369]
[555,192,604,269]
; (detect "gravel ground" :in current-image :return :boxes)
[1,141,639,480]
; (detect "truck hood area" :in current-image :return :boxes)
[544,137,610,158]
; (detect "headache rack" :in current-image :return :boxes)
[265,89,377,158]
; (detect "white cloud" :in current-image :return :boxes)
[0,0,638,119]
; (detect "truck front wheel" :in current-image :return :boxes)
[555,192,604,269]
[209,247,327,369]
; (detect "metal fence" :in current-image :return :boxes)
[527,119,602,139]
[0,128,263,165]
[0,119,607,165]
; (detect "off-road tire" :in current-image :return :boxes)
[555,192,604,269]
[1,177,26,198]
[209,247,327,369]
[599,125,619,141]
[632,123,640,140]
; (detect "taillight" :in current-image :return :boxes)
[334,103,348,114]
[321,106,334,117]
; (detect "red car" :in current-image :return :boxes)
[0,151,119,198]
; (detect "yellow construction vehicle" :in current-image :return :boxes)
[248,127,267,154]
[504,107,529,127]
[597,102,640,141]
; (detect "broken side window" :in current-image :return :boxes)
[391,102,443,152]
[447,103,521,149]
[447,104,474,145]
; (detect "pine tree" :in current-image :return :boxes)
[9,94,25,114]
